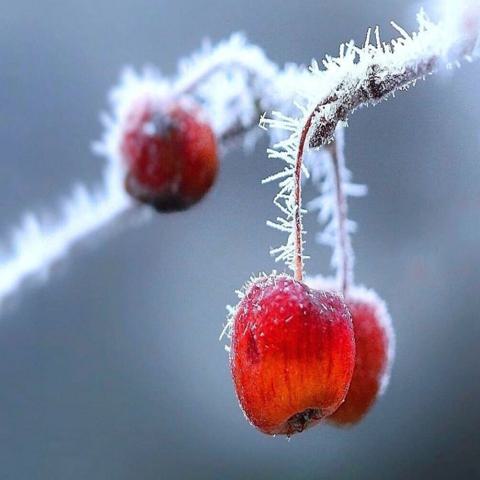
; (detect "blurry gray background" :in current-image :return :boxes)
[0,0,479,478]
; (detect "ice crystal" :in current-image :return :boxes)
[175,33,277,138]
[260,112,310,273]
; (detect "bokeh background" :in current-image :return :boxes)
[0,0,479,478]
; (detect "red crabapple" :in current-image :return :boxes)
[229,274,355,436]
[306,276,395,425]
[120,97,218,212]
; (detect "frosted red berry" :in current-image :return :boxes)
[328,292,394,425]
[306,276,394,426]
[230,274,355,436]
[120,97,218,212]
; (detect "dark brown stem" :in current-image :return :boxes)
[307,57,441,149]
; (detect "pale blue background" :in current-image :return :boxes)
[0,0,479,478]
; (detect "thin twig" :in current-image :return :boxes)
[308,14,480,147]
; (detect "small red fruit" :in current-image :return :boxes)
[307,276,395,425]
[229,274,355,436]
[120,97,218,212]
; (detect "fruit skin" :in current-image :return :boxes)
[120,97,218,212]
[306,276,395,426]
[230,274,355,436]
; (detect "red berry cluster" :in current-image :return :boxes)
[120,97,218,212]
[228,274,394,435]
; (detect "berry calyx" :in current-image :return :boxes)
[229,274,355,436]
[120,97,218,212]
[307,276,395,425]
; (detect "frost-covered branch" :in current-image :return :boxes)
[260,2,480,278]
[174,34,309,145]
[307,5,480,147]
[173,33,277,99]
[0,162,133,310]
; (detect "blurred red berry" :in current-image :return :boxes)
[306,276,394,426]
[120,97,218,212]
[230,274,355,436]
[328,293,394,425]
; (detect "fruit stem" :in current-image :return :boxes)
[293,109,318,282]
[294,107,353,292]
[326,130,352,297]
